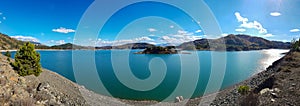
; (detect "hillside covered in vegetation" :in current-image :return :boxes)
[178,34,291,51]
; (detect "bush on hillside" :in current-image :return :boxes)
[4,51,11,61]
[238,85,250,95]
[11,42,42,76]
[4,51,11,57]
[291,38,300,51]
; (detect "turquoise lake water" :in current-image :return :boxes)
[5,49,287,101]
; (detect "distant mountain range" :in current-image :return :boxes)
[0,33,25,50]
[95,43,156,50]
[0,33,291,51]
[178,34,291,51]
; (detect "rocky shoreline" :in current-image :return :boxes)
[196,50,300,106]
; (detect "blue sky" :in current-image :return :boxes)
[0,0,299,46]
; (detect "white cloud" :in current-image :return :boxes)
[235,28,246,32]
[158,31,202,45]
[52,27,75,34]
[195,30,202,33]
[56,40,65,44]
[235,12,248,22]
[0,21,1,24]
[264,33,274,37]
[148,28,157,32]
[2,17,5,20]
[95,31,204,46]
[96,36,155,46]
[221,33,228,37]
[235,12,267,34]
[177,30,188,34]
[270,12,281,16]
[0,13,2,15]
[170,25,174,28]
[290,29,300,32]
[11,35,39,42]
[48,40,66,45]
[159,34,202,45]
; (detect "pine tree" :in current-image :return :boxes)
[12,42,42,76]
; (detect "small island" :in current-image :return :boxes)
[135,46,180,54]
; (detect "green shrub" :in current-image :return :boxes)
[4,51,11,62]
[238,85,250,95]
[291,38,300,51]
[11,42,42,76]
[4,51,11,57]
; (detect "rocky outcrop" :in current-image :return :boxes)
[0,54,128,106]
[204,51,300,106]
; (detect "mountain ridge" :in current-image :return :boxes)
[0,33,291,51]
[178,34,291,51]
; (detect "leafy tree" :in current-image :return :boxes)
[4,51,11,57]
[11,42,42,76]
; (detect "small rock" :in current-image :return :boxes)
[271,93,278,98]
[175,96,181,103]
[274,88,281,92]
[291,83,296,86]
[37,82,50,91]
[260,88,270,95]
[271,99,275,102]
[179,96,184,101]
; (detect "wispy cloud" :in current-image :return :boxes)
[148,34,155,37]
[48,40,66,45]
[95,36,155,47]
[157,30,202,45]
[11,35,39,42]
[159,35,201,45]
[264,33,274,37]
[177,30,188,34]
[290,29,300,32]
[195,30,202,33]
[170,25,174,28]
[235,28,246,32]
[270,12,281,17]
[148,28,157,32]
[0,12,5,23]
[56,40,65,44]
[52,27,75,34]
[235,12,267,34]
